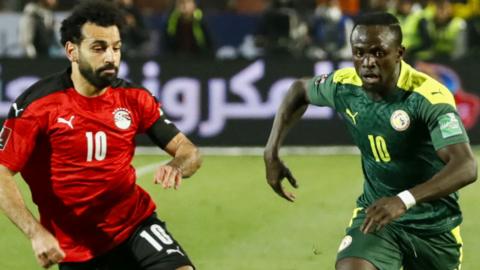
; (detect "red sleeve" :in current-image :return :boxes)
[0,115,41,172]
[137,91,162,133]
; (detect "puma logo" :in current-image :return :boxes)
[166,246,184,256]
[346,109,358,125]
[57,116,75,129]
[12,103,24,117]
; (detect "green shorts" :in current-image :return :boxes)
[336,208,463,270]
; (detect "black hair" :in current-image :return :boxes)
[60,0,124,45]
[352,12,403,46]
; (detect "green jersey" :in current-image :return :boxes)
[307,61,469,235]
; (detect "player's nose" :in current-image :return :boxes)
[104,47,114,63]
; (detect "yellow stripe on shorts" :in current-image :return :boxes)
[451,226,463,270]
[348,207,363,227]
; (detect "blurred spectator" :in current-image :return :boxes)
[135,0,170,13]
[308,0,353,60]
[19,0,58,58]
[230,0,268,14]
[451,0,480,19]
[467,14,480,55]
[450,0,480,55]
[0,0,27,11]
[162,0,214,57]
[364,0,390,12]
[255,0,310,58]
[417,0,430,9]
[115,0,150,57]
[391,0,430,59]
[416,0,467,60]
[338,0,360,16]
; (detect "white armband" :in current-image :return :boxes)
[397,190,416,210]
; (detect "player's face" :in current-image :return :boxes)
[77,23,121,89]
[177,0,196,17]
[351,25,404,92]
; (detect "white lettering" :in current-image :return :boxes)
[161,78,200,134]
[142,61,161,97]
[0,60,337,138]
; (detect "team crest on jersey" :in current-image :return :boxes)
[338,235,352,252]
[113,108,132,130]
[0,126,12,150]
[390,110,410,131]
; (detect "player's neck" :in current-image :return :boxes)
[70,66,108,97]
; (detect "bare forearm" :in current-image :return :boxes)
[265,79,309,158]
[167,143,202,178]
[0,172,65,267]
[410,148,477,203]
[0,172,42,239]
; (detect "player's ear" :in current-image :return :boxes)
[397,45,405,61]
[65,41,78,62]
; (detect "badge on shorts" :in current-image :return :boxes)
[390,110,410,131]
[338,235,353,252]
[0,126,12,150]
[438,113,462,138]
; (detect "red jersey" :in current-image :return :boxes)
[0,69,176,262]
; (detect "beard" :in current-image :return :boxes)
[78,58,118,89]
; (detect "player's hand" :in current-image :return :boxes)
[264,156,298,202]
[30,227,65,268]
[154,165,183,189]
[361,196,406,234]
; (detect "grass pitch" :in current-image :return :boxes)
[0,150,479,269]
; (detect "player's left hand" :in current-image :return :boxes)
[154,165,183,190]
[361,196,406,234]
[264,157,298,202]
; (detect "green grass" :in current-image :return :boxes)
[0,151,479,269]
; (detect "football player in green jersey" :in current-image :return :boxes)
[264,12,477,270]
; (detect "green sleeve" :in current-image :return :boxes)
[306,73,337,109]
[419,101,469,150]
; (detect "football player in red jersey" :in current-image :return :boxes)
[0,1,201,269]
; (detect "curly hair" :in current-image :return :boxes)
[60,0,125,45]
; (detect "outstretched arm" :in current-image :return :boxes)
[264,79,311,202]
[154,133,202,189]
[0,165,65,268]
[362,143,477,233]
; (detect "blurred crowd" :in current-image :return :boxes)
[1,0,479,61]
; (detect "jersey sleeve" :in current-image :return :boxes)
[418,100,469,150]
[137,91,164,132]
[0,115,41,172]
[137,91,180,148]
[306,73,337,109]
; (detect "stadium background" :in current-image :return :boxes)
[0,57,479,146]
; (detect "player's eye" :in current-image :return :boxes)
[375,50,385,58]
[354,50,364,58]
[91,46,105,52]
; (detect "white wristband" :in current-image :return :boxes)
[397,190,416,210]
